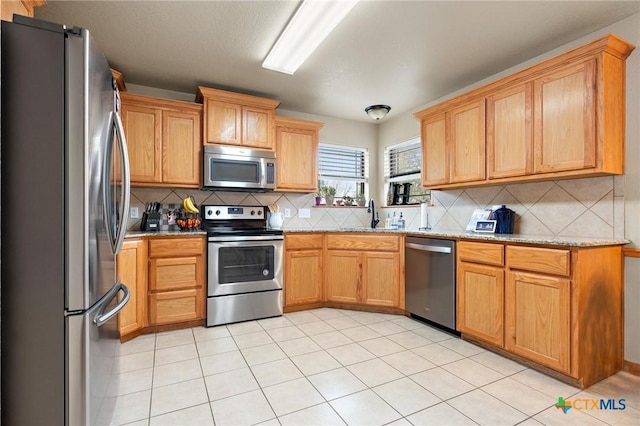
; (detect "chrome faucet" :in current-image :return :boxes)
[368,199,380,229]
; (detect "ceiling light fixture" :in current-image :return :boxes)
[262,0,359,75]
[365,105,391,120]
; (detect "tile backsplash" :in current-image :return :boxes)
[129,175,623,240]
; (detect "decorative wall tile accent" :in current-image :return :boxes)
[127,175,620,239]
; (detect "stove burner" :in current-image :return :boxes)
[201,205,281,236]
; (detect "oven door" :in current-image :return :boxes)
[208,236,283,296]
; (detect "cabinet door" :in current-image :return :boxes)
[325,251,360,304]
[533,59,596,173]
[148,288,203,326]
[285,249,323,306]
[505,271,570,373]
[449,99,486,183]
[487,83,533,179]
[205,99,242,145]
[149,256,203,292]
[457,262,504,346]
[276,126,318,192]
[121,103,162,183]
[116,239,147,337]
[162,110,201,186]
[421,114,448,187]
[243,106,273,149]
[362,252,399,307]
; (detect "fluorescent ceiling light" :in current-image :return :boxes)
[263,0,359,75]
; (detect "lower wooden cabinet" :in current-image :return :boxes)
[148,236,205,326]
[284,234,323,306]
[362,251,400,307]
[325,250,360,304]
[117,239,148,339]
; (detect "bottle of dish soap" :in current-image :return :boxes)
[398,212,405,230]
[391,212,398,230]
[385,213,391,229]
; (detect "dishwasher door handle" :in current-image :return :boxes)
[406,242,452,254]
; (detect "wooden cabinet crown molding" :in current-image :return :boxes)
[196,86,280,110]
[414,34,634,119]
[120,92,202,113]
[275,115,324,130]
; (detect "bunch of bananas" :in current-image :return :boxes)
[182,196,200,214]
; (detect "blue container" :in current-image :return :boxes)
[493,205,515,234]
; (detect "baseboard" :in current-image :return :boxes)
[623,360,640,375]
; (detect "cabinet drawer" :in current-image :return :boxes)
[149,256,203,291]
[458,241,504,266]
[286,233,323,250]
[148,288,202,325]
[327,234,400,251]
[507,245,570,276]
[149,237,204,258]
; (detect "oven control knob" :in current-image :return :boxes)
[257,210,262,216]
[250,210,255,216]
[207,209,213,216]
[215,210,221,216]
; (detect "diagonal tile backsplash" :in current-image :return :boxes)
[128,175,623,240]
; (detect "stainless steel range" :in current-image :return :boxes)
[203,205,283,326]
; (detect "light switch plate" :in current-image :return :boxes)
[284,208,291,218]
[130,207,139,219]
[298,208,311,218]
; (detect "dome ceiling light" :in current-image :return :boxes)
[365,105,391,120]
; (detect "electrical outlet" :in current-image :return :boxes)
[284,208,291,218]
[130,207,139,219]
[298,208,311,218]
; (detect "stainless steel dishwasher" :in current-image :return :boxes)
[405,237,458,333]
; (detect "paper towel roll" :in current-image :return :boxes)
[420,202,429,229]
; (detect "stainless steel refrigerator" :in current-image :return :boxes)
[1,16,131,425]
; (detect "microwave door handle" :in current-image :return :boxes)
[260,158,267,186]
[113,111,131,254]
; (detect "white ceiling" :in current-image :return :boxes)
[35,1,640,123]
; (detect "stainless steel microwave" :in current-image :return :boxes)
[203,145,276,191]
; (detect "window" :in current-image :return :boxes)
[384,138,430,205]
[318,143,368,200]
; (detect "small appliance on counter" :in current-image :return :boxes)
[493,205,515,234]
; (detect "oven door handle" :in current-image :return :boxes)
[208,235,284,242]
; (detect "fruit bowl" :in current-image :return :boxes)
[176,216,201,231]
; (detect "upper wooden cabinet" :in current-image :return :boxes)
[416,34,635,189]
[275,116,323,192]
[1,0,46,21]
[120,93,202,188]
[197,87,280,150]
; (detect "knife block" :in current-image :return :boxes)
[140,212,161,232]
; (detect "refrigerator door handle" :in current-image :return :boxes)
[112,111,131,254]
[93,281,130,327]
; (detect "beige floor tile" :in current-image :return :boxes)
[366,321,408,336]
[155,329,194,349]
[358,336,406,357]
[153,359,202,388]
[226,320,263,336]
[586,371,640,410]
[277,336,323,357]
[241,342,287,366]
[97,390,151,426]
[195,337,238,357]
[285,311,322,325]
[191,325,230,342]
[339,325,382,342]
[266,325,306,342]
[310,330,353,349]
[351,312,390,325]
[381,350,437,375]
[121,419,150,426]
[150,378,208,417]
[232,330,274,349]
[533,405,608,425]
[210,390,275,426]
[410,367,475,400]
[373,377,441,416]
[199,350,246,376]
[278,403,346,426]
[511,369,581,399]
[325,316,362,330]
[297,320,337,336]
[448,389,528,425]
[251,358,303,387]
[149,403,213,426]
[482,377,554,416]
[442,358,504,387]
[386,331,433,349]
[258,315,294,330]
[290,350,342,376]
[116,351,155,374]
[348,358,403,387]
[569,390,640,425]
[438,338,485,357]
[254,418,281,426]
[330,389,402,426]
[386,418,413,426]
[327,343,376,366]
[120,335,155,356]
[406,402,477,425]
[470,350,527,376]
[107,368,153,397]
[204,367,259,401]
[154,343,198,366]
[308,308,347,320]
[412,343,465,366]
[412,326,455,342]
[262,377,325,416]
[390,316,426,331]
[308,367,367,400]
[518,419,545,425]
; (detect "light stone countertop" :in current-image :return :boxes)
[125,230,207,238]
[283,227,630,247]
